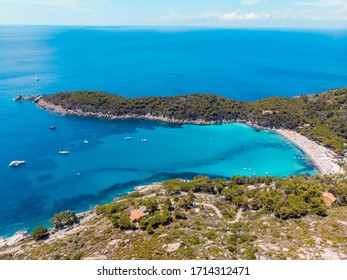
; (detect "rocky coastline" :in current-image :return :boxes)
[29,95,269,129]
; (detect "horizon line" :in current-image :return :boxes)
[1,24,347,31]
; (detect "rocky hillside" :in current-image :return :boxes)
[1,174,347,260]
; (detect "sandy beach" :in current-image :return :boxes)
[276,129,345,175]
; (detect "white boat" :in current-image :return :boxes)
[35,77,40,81]
[124,137,132,140]
[58,151,70,155]
[9,160,26,167]
[84,140,89,144]
[141,138,148,142]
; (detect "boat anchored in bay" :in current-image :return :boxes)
[9,160,26,167]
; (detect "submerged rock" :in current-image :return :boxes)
[14,95,23,101]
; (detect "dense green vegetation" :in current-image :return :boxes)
[94,174,347,236]
[50,210,79,229]
[41,87,347,153]
[31,226,48,241]
[3,174,347,260]
[162,174,347,220]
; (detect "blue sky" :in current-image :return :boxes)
[0,0,346,28]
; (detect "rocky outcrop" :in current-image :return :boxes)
[34,98,270,130]
[13,95,23,101]
[24,95,42,103]
[35,98,228,125]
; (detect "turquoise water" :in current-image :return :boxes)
[1,26,346,236]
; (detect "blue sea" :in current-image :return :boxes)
[1,26,346,237]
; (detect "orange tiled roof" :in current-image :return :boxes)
[130,209,145,222]
[322,192,337,206]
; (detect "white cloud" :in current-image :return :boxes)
[241,0,267,5]
[219,10,266,20]
[151,7,347,24]
[152,10,269,22]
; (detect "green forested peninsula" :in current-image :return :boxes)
[39,87,347,153]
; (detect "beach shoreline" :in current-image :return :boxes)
[275,129,344,175]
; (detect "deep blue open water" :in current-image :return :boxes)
[0,26,346,236]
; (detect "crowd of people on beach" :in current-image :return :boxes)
[277,129,344,175]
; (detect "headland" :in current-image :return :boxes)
[26,88,347,174]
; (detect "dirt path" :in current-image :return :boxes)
[195,202,223,218]
[228,208,243,224]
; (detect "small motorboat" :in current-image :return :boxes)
[58,151,70,155]
[84,140,89,144]
[9,160,26,167]
[124,137,132,140]
[50,126,56,130]
[35,77,40,81]
[141,138,148,142]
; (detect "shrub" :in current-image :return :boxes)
[50,210,79,229]
[32,226,48,241]
[146,224,154,234]
[190,236,200,245]
[112,214,135,230]
[174,210,186,220]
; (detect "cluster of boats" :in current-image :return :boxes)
[58,139,88,155]
[124,136,147,142]
[9,128,146,168]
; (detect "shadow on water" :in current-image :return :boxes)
[51,171,223,213]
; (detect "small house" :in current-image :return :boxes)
[130,209,146,222]
[321,192,336,206]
